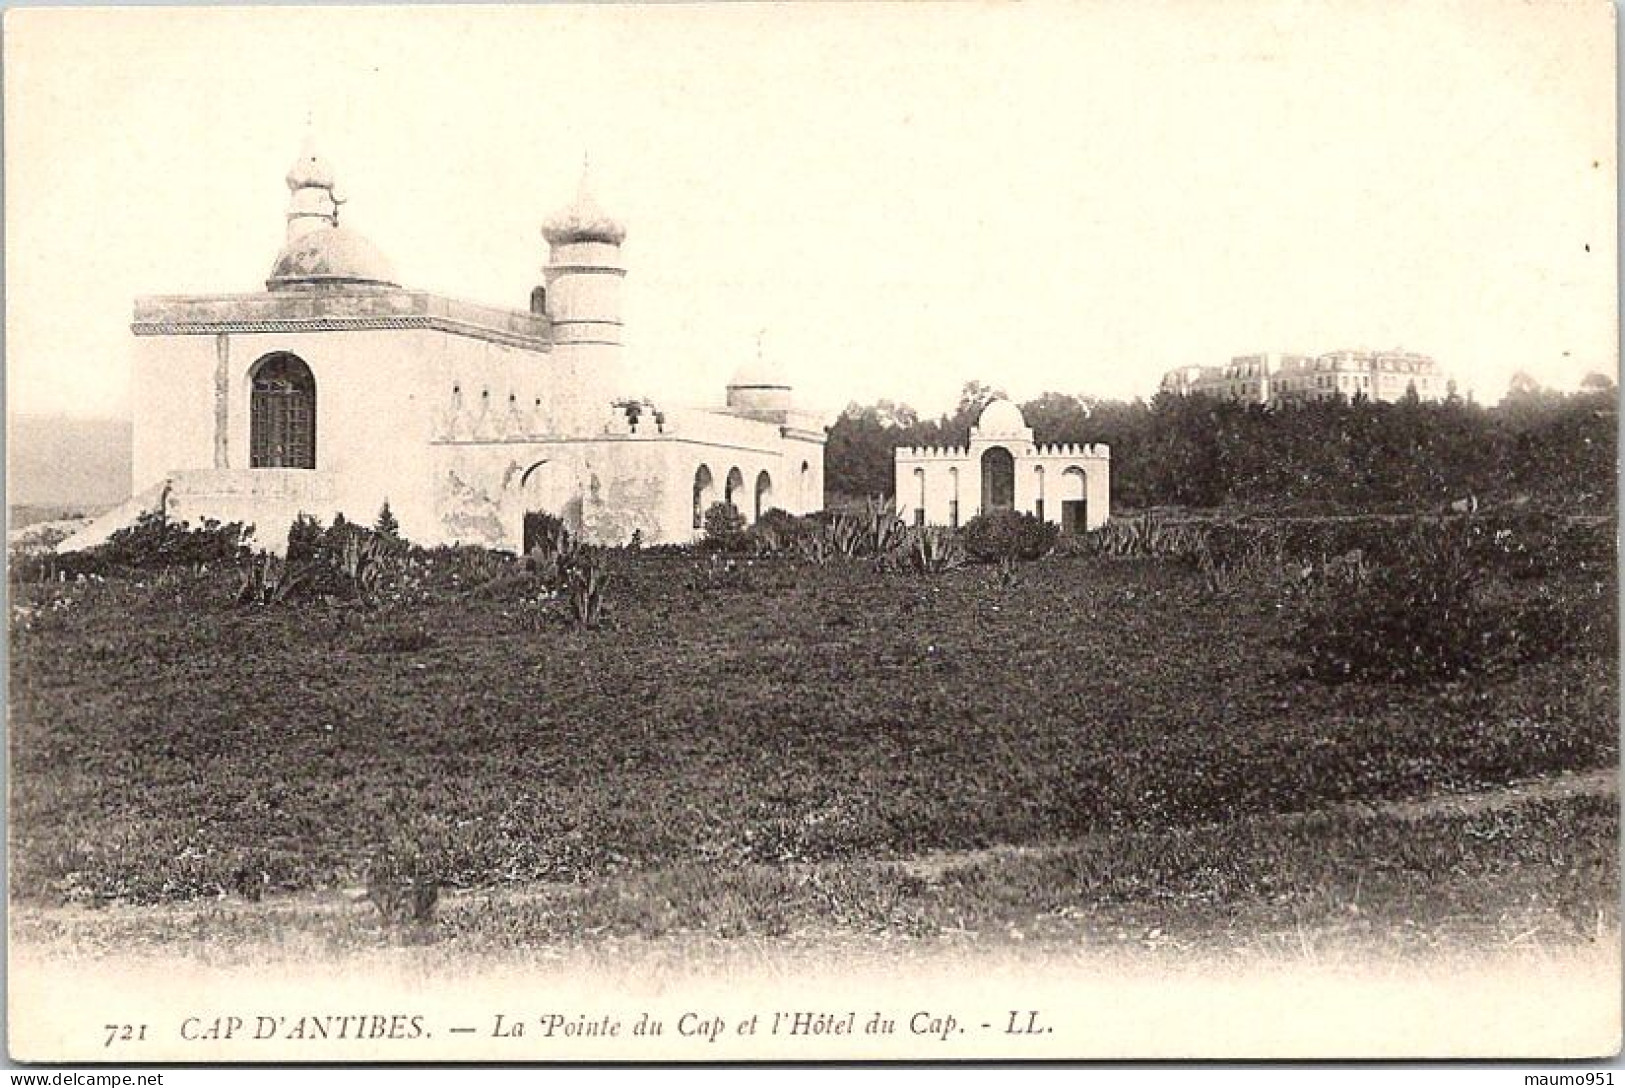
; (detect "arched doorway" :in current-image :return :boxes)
[754,471,773,521]
[250,353,316,469]
[693,465,715,529]
[1061,466,1088,535]
[980,446,1014,513]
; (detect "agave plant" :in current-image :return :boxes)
[528,520,584,585]
[336,530,392,602]
[910,526,966,574]
[826,513,864,558]
[566,554,611,629]
[861,497,909,558]
[236,553,304,606]
[796,530,833,566]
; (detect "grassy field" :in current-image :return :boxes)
[8,539,1618,951]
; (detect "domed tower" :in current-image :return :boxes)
[267,134,398,291]
[725,332,795,421]
[542,162,626,430]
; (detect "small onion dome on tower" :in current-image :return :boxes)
[267,133,399,291]
[285,134,336,191]
[542,161,626,247]
[974,398,1032,440]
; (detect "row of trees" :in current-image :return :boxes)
[826,377,1617,512]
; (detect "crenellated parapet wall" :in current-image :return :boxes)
[1034,443,1111,459]
[896,445,971,461]
[893,402,1112,533]
[897,442,1110,462]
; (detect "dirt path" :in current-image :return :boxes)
[898,767,1619,881]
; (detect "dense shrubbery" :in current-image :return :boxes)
[260,513,397,604]
[961,509,1058,562]
[827,381,1618,513]
[1059,509,1615,682]
[1291,519,1610,683]
[10,510,254,583]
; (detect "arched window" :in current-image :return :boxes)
[530,286,547,316]
[913,467,927,526]
[725,467,745,514]
[693,465,715,529]
[1033,465,1047,523]
[754,471,773,521]
[948,467,960,528]
[800,460,811,511]
[250,352,316,469]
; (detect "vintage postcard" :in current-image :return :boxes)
[5,0,1619,1065]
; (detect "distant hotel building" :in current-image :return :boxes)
[1160,351,1452,406]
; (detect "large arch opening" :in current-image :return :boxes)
[1061,466,1089,535]
[980,446,1015,514]
[754,471,773,521]
[249,352,316,469]
[725,467,746,516]
[693,465,717,529]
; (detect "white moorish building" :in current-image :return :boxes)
[62,137,826,553]
[894,400,1110,535]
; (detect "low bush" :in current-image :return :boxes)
[366,850,441,926]
[961,509,1058,563]
[524,514,584,585]
[373,501,403,543]
[1069,515,1208,561]
[12,511,255,583]
[405,543,516,591]
[1292,520,1590,683]
[702,502,748,552]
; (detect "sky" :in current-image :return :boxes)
[5,2,1617,424]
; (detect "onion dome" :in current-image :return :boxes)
[268,131,399,290]
[285,133,336,192]
[543,161,626,246]
[268,226,399,290]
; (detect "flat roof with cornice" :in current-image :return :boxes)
[132,289,551,352]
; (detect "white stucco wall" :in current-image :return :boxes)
[125,289,826,555]
[131,335,218,492]
[430,428,821,551]
[223,329,439,536]
[895,441,1111,532]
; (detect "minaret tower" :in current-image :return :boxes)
[541,160,626,430]
[283,132,341,240]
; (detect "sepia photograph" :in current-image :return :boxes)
[4,0,1619,1065]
